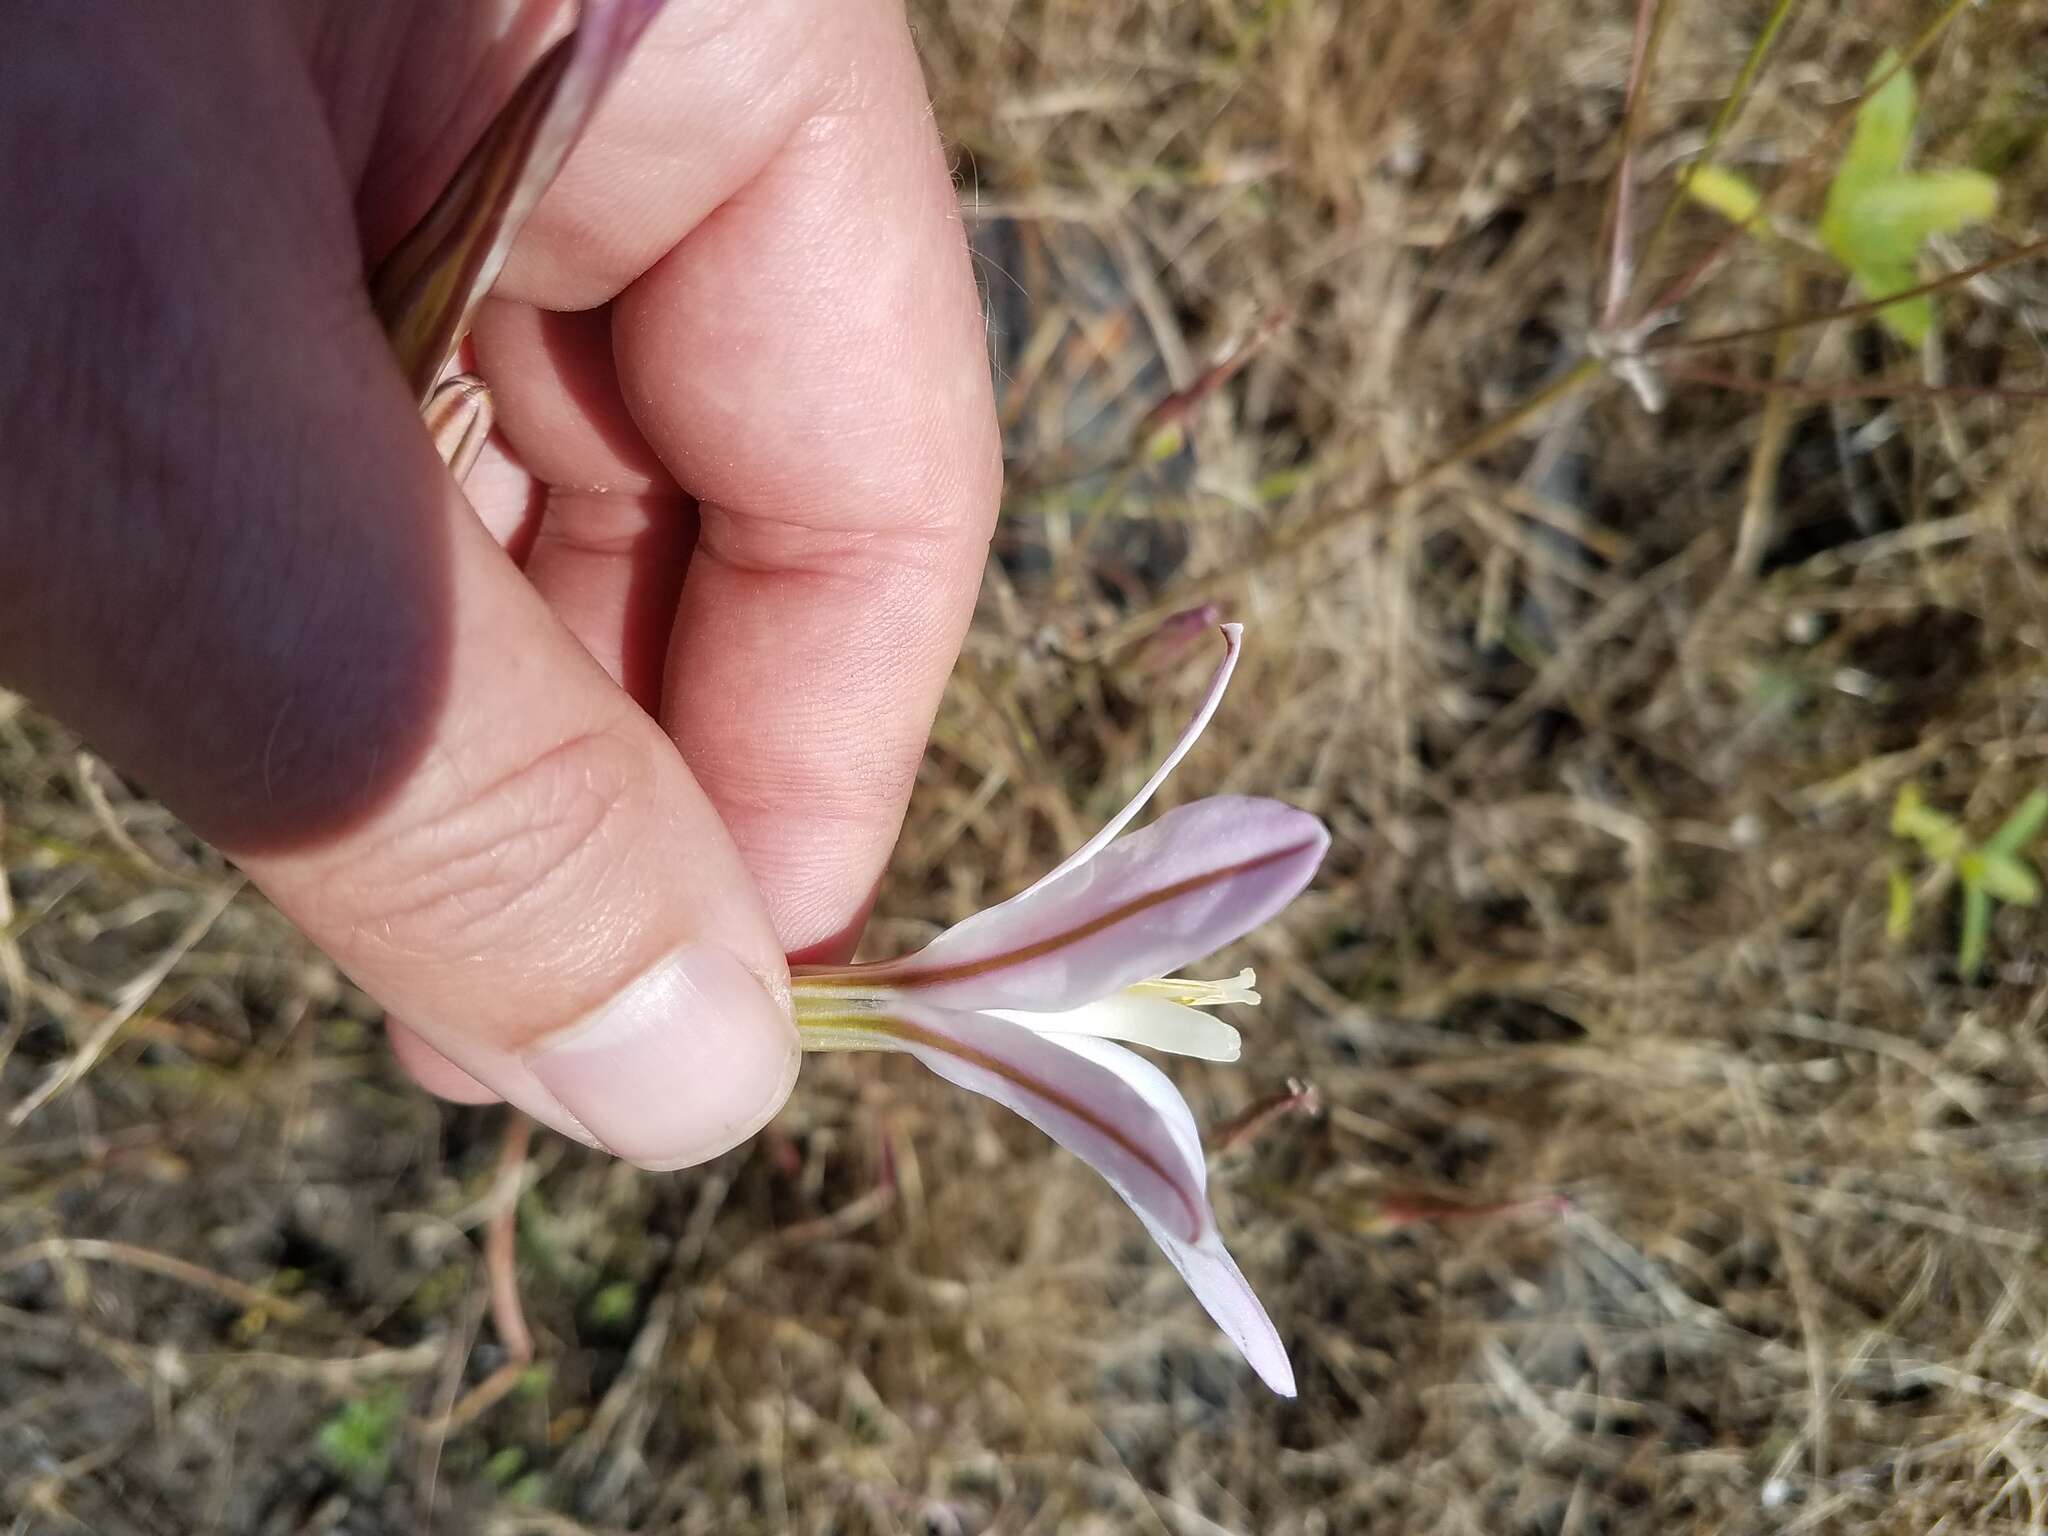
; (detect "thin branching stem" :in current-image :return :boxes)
[1629,0,1802,301]
[1668,363,2048,402]
[1646,238,2048,354]
[1597,0,1676,329]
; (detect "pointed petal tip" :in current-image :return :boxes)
[1253,1344,1299,1398]
[1139,1215,1298,1398]
[1284,802,1333,855]
[1220,1284,1297,1397]
[1029,620,1247,887]
[1223,796,1332,897]
[1265,803,1333,903]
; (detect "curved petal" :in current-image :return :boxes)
[372,0,668,401]
[1134,1212,1299,1397]
[890,1005,1211,1244]
[892,797,1329,1012]
[1045,1037,1293,1395]
[993,993,1242,1062]
[886,1011,1293,1393]
[1031,623,1241,888]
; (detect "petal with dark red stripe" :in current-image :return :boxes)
[1043,1036,1294,1394]
[891,797,1329,1012]
[894,1017,1295,1394]
[887,1003,1212,1245]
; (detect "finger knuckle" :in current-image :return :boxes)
[333,727,646,960]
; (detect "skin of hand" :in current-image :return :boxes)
[0,1,1000,1168]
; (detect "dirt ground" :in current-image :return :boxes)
[8,1,2048,1531]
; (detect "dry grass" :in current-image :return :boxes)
[8,0,2048,1530]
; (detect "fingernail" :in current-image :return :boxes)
[527,945,799,1169]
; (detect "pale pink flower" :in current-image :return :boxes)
[794,626,1327,1395]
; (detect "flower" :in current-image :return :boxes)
[792,625,1328,1395]
[375,0,668,412]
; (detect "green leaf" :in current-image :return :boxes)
[587,1280,638,1330]
[1819,51,1998,350]
[1892,783,1963,861]
[1141,420,1189,463]
[1958,878,1992,980]
[1255,463,1312,503]
[1848,170,1998,249]
[516,1361,555,1398]
[1886,864,1915,942]
[1840,50,1917,187]
[1683,165,1766,226]
[1890,781,1925,835]
[1976,851,2042,907]
[314,1388,407,1491]
[1985,789,2048,857]
[1848,260,1932,347]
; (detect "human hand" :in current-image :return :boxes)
[0,2,999,1167]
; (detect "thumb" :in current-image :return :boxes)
[248,500,802,1171]
[0,5,796,1169]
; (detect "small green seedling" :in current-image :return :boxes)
[314,1387,408,1491]
[1889,784,2048,979]
[585,1279,639,1331]
[1820,50,1999,345]
[1685,49,1998,346]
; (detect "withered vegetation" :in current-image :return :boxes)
[7,1,2048,1530]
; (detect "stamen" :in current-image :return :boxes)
[1129,968,1261,1010]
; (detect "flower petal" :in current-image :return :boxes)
[993,993,1243,1062]
[1133,1211,1298,1397]
[888,1005,1211,1244]
[863,1008,1294,1393]
[1043,1036,1293,1395]
[423,375,494,480]
[893,796,1329,1012]
[371,0,667,402]
[1033,623,1242,890]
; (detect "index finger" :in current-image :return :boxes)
[482,0,999,959]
